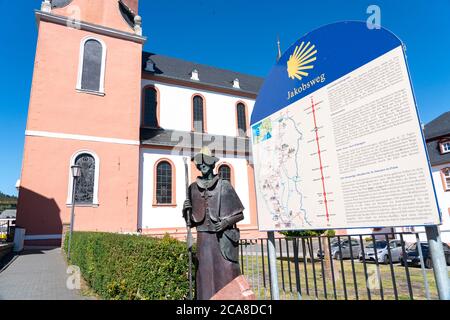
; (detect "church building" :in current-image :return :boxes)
[16,0,263,246]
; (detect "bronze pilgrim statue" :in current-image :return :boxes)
[183,148,244,300]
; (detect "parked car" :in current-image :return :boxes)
[0,225,8,242]
[400,242,450,269]
[317,238,361,260]
[358,239,404,264]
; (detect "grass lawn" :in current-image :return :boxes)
[240,253,443,300]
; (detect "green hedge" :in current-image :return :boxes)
[64,232,193,300]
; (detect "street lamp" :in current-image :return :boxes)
[67,165,81,260]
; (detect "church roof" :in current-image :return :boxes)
[424,112,450,166]
[424,111,450,140]
[140,128,250,155]
[142,52,264,95]
[426,139,450,166]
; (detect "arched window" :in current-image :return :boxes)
[77,38,106,94]
[192,95,205,133]
[155,160,175,205]
[143,86,159,127]
[217,163,235,187]
[74,154,96,204]
[236,102,248,137]
[67,151,100,206]
[218,164,231,182]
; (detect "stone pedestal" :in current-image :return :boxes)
[210,275,256,300]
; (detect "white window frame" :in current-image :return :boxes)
[66,150,100,206]
[443,168,450,192]
[76,36,107,95]
[440,141,450,154]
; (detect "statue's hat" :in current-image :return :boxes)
[192,147,219,165]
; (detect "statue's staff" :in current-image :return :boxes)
[182,157,193,300]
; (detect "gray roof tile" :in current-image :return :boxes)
[141,128,250,155]
[426,140,450,166]
[424,111,450,140]
[424,112,450,166]
[142,52,264,95]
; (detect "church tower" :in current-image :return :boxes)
[17,0,145,246]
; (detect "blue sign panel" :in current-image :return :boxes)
[251,21,402,125]
[251,21,441,231]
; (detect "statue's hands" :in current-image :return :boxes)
[183,200,192,214]
[182,200,193,226]
[214,213,243,232]
[214,218,231,232]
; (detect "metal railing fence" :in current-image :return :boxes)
[0,220,14,243]
[239,231,450,300]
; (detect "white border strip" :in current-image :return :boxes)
[25,234,62,240]
[25,130,139,146]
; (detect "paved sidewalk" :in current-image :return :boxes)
[0,248,92,300]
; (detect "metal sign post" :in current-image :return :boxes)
[267,231,280,300]
[425,225,450,300]
[67,175,77,260]
[67,165,81,260]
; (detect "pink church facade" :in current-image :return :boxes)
[17,0,263,246]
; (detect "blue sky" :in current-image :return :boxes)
[1,0,449,196]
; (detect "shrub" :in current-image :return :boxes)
[64,232,194,300]
[280,229,335,238]
[325,230,336,237]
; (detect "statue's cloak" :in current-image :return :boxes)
[188,175,245,300]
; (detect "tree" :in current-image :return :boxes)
[0,191,18,212]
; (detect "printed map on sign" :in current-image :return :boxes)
[253,111,311,229]
[253,94,341,231]
[252,119,272,144]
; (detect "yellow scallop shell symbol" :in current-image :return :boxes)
[287,41,317,80]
